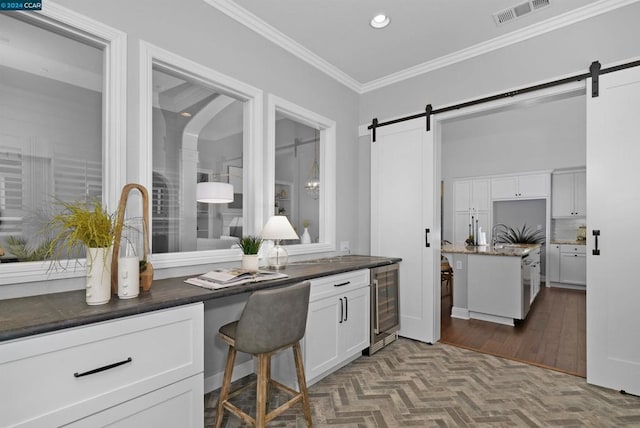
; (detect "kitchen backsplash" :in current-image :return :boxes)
[552,218,586,241]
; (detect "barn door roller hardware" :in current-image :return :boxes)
[368,58,640,142]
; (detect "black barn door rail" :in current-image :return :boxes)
[368,59,640,142]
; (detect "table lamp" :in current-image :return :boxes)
[261,215,299,269]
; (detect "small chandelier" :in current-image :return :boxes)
[305,128,320,200]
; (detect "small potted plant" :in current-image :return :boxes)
[46,199,116,305]
[239,235,262,273]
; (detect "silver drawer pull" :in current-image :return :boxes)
[334,281,351,287]
[74,357,132,378]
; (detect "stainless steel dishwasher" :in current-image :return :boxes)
[364,263,400,355]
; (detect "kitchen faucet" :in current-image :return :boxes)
[492,223,509,247]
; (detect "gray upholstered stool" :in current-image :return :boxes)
[214,281,312,428]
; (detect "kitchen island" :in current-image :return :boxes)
[442,244,541,326]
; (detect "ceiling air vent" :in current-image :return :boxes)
[493,0,551,26]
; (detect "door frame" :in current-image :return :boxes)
[366,79,586,345]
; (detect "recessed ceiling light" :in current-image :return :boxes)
[370,13,390,29]
[180,111,192,117]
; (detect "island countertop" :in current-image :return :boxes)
[0,255,400,342]
[550,239,586,245]
[441,243,540,257]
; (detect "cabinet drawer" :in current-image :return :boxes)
[0,304,203,428]
[560,244,586,254]
[309,269,369,301]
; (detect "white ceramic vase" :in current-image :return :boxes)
[301,227,312,244]
[118,255,140,299]
[242,254,259,273]
[86,247,112,305]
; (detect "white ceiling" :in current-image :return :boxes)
[205,0,637,93]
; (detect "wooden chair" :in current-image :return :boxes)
[215,281,313,428]
[441,257,454,310]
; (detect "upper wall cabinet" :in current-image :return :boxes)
[551,169,586,218]
[491,173,549,200]
[454,179,490,213]
[453,179,491,244]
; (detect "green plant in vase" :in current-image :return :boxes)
[46,199,116,305]
[239,235,262,273]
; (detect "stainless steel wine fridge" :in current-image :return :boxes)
[364,263,400,355]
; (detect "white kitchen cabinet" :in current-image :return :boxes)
[552,170,586,217]
[491,173,549,199]
[453,179,491,243]
[304,270,370,384]
[529,247,542,302]
[559,245,586,285]
[454,179,490,212]
[548,244,561,282]
[0,304,204,428]
[548,244,586,286]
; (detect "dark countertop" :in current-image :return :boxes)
[0,255,400,342]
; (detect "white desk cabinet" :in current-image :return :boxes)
[0,304,204,428]
[304,270,370,384]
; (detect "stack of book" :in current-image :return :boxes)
[185,268,287,290]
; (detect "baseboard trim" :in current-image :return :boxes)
[204,359,254,394]
[469,311,515,326]
[451,306,470,320]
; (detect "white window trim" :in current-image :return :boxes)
[0,1,126,286]
[139,41,263,269]
[267,95,337,256]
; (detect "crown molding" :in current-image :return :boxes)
[360,0,640,93]
[203,0,361,92]
[203,0,640,95]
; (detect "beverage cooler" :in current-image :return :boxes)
[364,263,400,355]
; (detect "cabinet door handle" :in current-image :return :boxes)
[344,296,348,322]
[339,298,343,323]
[334,281,351,287]
[592,230,601,256]
[425,228,431,248]
[74,357,132,378]
[374,279,380,334]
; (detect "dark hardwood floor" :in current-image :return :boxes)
[440,284,586,377]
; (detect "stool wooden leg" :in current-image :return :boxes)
[265,353,272,409]
[256,353,270,428]
[215,345,237,428]
[293,342,313,427]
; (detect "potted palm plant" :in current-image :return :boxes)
[47,199,116,305]
[239,235,262,273]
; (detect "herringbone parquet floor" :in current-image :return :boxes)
[204,339,640,427]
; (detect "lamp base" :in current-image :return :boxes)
[267,244,288,270]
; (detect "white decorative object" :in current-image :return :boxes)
[86,247,112,305]
[301,227,311,244]
[118,256,140,299]
[241,254,259,273]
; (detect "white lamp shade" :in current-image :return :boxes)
[196,182,233,203]
[261,216,299,240]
